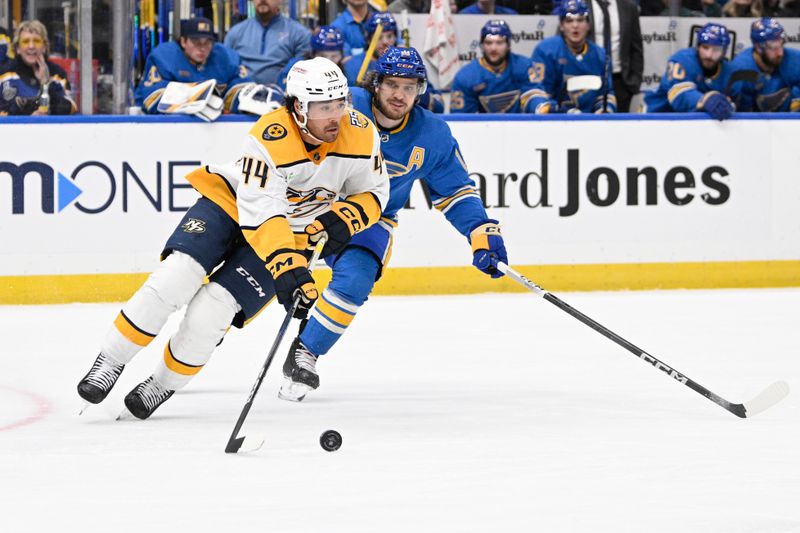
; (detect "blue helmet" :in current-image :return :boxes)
[373,46,428,95]
[696,23,731,49]
[557,0,590,20]
[366,12,398,37]
[480,19,513,43]
[311,25,344,52]
[751,18,785,46]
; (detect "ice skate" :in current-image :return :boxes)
[278,338,319,402]
[122,375,174,420]
[77,353,125,406]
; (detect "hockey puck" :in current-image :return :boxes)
[320,430,342,452]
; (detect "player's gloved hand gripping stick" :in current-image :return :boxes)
[225,237,327,454]
[497,260,789,418]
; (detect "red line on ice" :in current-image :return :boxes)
[0,385,52,431]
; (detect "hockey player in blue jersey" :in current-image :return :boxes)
[643,22,734,120]
[343,12,398,86]
[450,19,538,113]
[728,18,800,113]
[135,18,258,119]
[278,46,509,402]
[528,0,616,114]
[278,25,345,91]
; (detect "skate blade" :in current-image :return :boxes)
[116,408,136,421]
[277,379,312,402]
[78,401,92,416]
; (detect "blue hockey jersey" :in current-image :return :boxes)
[134,41,253,114]
[450,52,538,113]
[644,48,731,113]
[529,36,615,113]
[728,47,800,112]
[350,87,488,236]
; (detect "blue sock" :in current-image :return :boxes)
[300,248,379,356]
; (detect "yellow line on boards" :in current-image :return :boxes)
[1,261,799,305]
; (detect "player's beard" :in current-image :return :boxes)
[375,92,412,122]
[483,52,508,69]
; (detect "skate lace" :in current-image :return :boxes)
[137,377,171,411]
[294,344,317,373]
[84,354,124,391]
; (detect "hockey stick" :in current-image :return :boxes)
[225,237,327,454]
[497,262,789,418]
[356,24,382,85]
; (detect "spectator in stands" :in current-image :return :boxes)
[657,0,722,16]
[642,22,734,120]
[278,25,346,89]
[224,0,311,85]
[586,0,643,112]
[728,18,800,112]
[1,26,11,67]
[529,0,616,113]
[343,12,398,85]
[332,0,376,56]
[722,0,764,16]
[0,20,76,116]
[460,0,519,14]
[135,18,259,119]
[388,0,431,13]
[450,20,537,113]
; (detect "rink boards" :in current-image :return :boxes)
[1,114,799,303]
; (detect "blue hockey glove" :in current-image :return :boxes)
[699,91,734,121]
[470,219,507,279]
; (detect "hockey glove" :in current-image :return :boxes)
[698,91,734,121]
[157,80,224,121]
[470,219,507,279]
[305,201,365,258]
[236,83,284,116]
[268,251,318,319]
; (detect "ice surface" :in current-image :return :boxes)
[1,289,798,533]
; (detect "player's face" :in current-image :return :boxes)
[759,39,784,68]
[303,98,347,142]
[375,76,419,120]
[560,15,590,49]
[254,0,281,16]
[346,0,369,7]
[182,37,213,64]
[375,31,397,58]
[481,35,510,67]
[315,50,343,65]
[17,30,45,67]
[697,44,725,70]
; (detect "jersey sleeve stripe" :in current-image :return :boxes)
[667,82,696,104]
[433,186,480,212]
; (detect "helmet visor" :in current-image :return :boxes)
[305,98,348,120]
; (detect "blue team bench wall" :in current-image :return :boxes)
[2,112,800,125]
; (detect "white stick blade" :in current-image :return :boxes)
[743,381,790,417]
[239,436,265,453]
[566,75,602,92]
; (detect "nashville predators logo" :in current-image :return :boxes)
[262,123,287,141]
[286,186,337,218]
[181,218,206,233]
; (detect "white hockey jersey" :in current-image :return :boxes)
[185,106,389,263]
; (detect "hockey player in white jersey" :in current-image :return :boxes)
[76,57,389,420]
